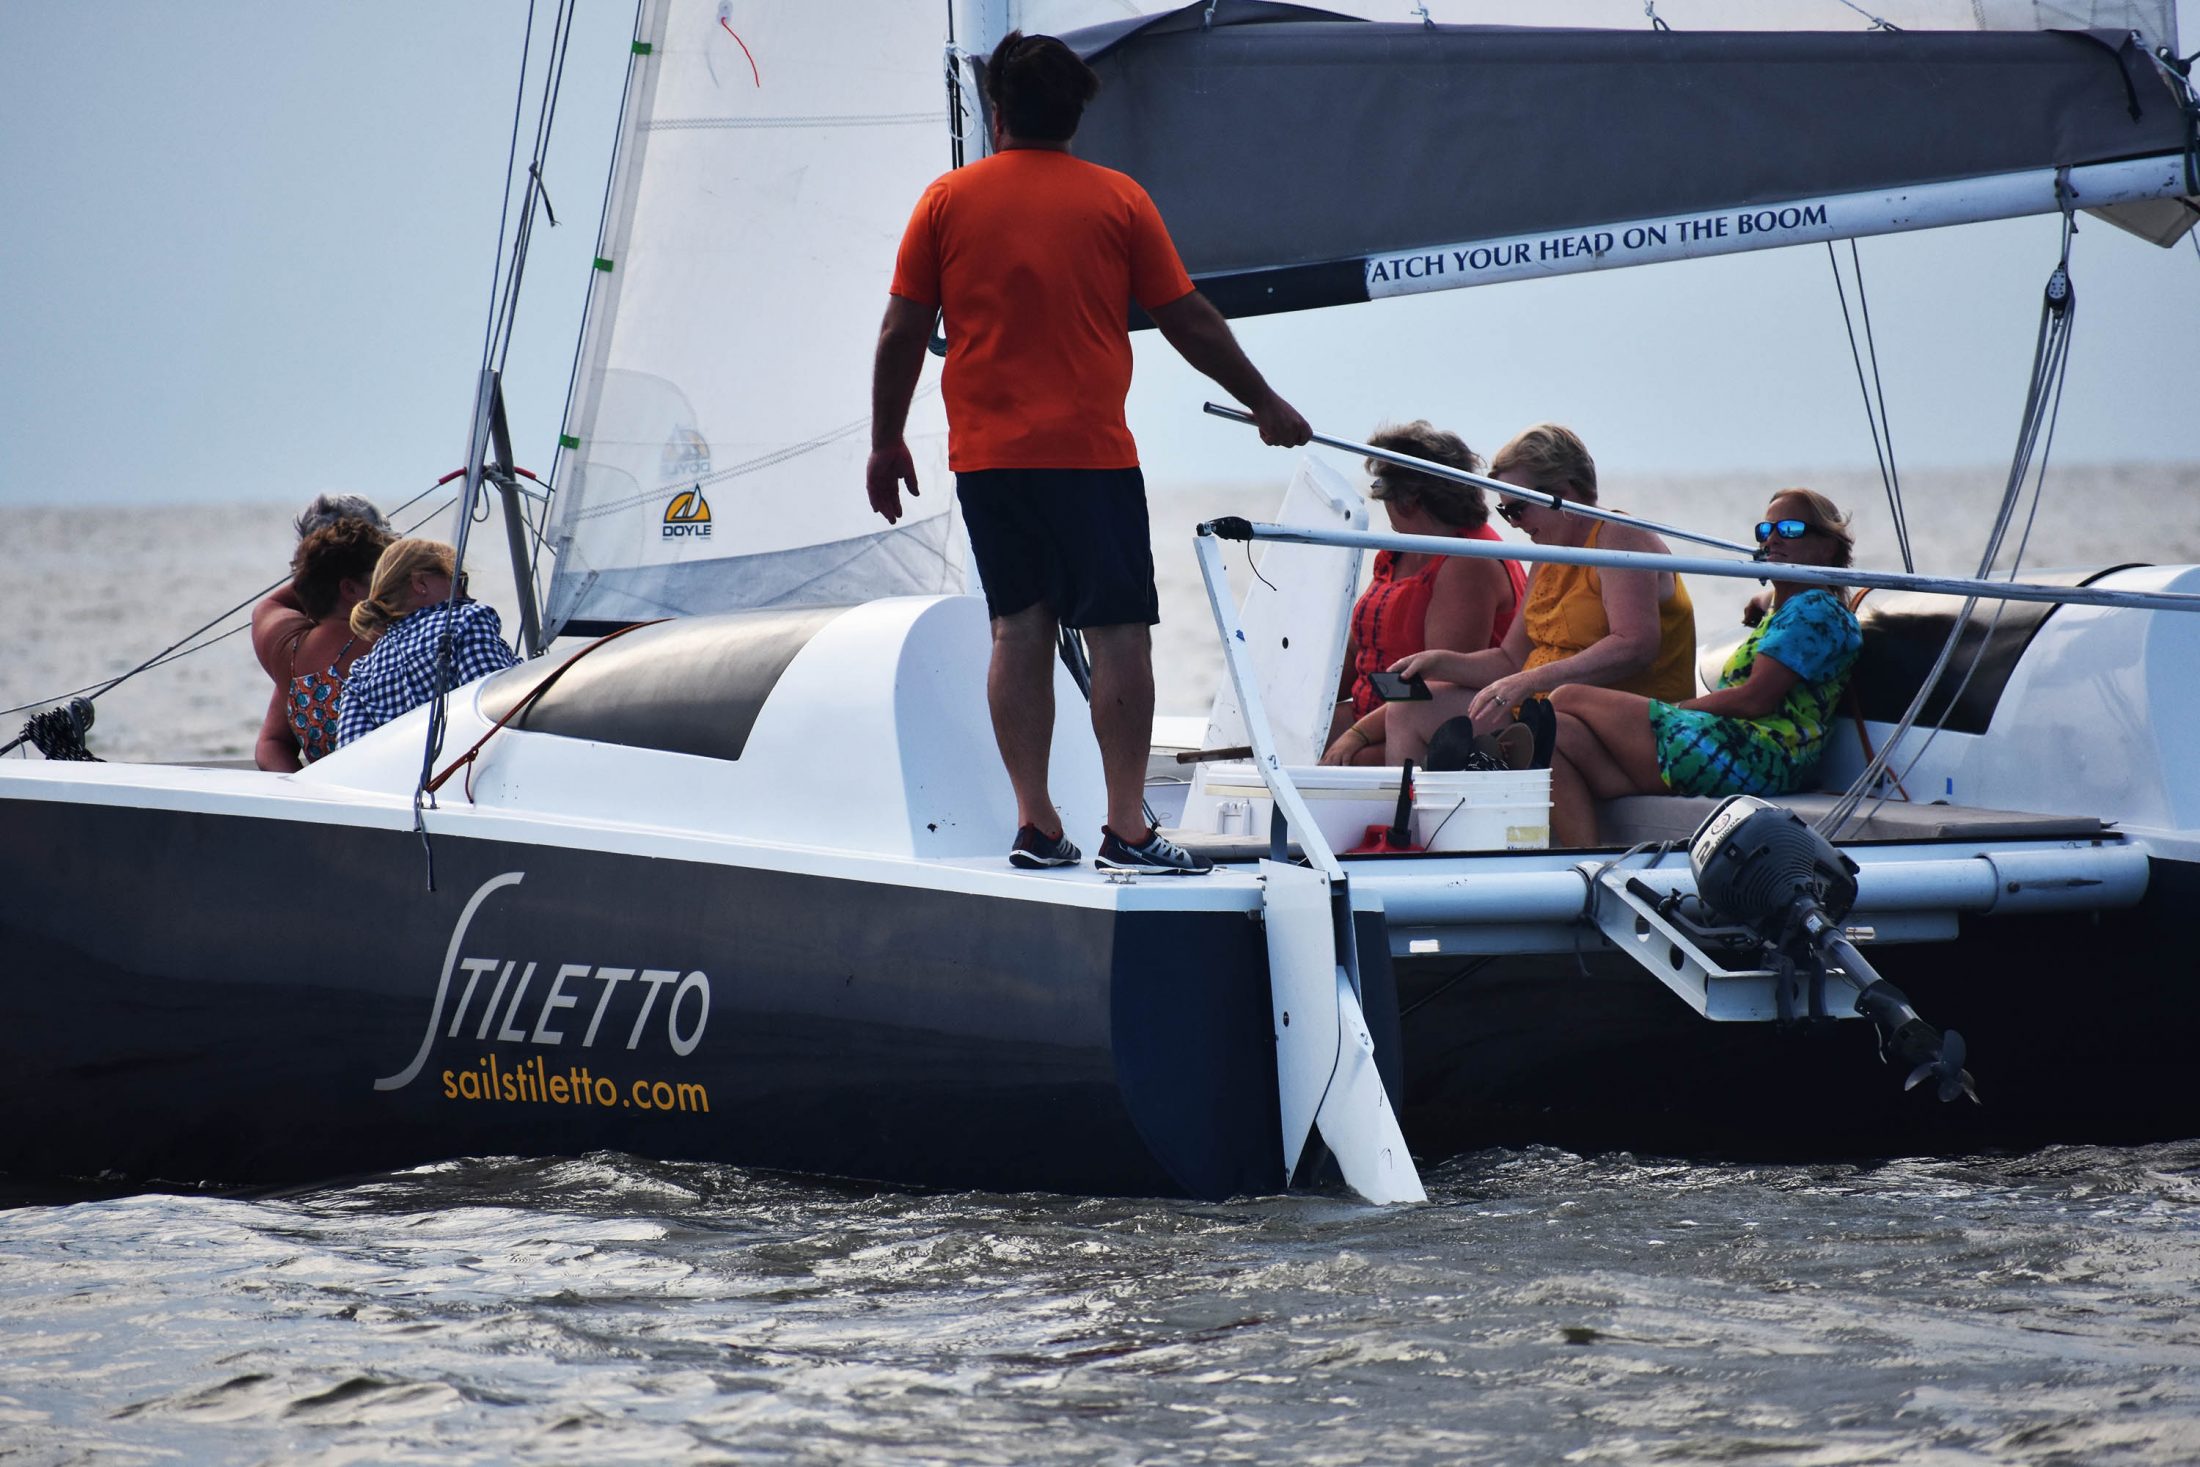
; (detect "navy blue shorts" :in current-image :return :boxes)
[956,467,1160,628]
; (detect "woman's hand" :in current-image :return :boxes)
[1465,670,1537,729]
[1391,648,1467,684]
[1320,728,1368,766]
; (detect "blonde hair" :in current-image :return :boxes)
[1364,420,1488,529]
[1491,423,1598,504]
[349,538,455,638]
[1767,488,1855,568]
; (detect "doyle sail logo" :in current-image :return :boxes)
[663,487,713,540]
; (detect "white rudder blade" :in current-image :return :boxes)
[1261,859,1426,1205]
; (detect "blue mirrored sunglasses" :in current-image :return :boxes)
[1755,518,1815,543]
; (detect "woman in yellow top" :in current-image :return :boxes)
[1372,423,1696,764]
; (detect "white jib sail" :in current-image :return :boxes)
[544,0,964,633]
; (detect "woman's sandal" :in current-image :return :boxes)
[1516,697,1558,770]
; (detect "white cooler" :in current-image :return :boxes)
[1184,763,1550,853]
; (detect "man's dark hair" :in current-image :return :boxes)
[985,32,1099,143]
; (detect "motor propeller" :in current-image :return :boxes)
[1690,795,1980,1105]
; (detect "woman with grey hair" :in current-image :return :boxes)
[292,492,389,538]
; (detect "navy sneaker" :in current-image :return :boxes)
[1094,825,1213,876]
[1009,825,1081,869]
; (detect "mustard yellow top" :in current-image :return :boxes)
[1520,520,1697,702]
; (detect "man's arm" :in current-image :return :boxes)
[1146,291,1310,447]
[866,295,936,524]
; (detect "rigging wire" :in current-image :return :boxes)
[945,2,967,170]
[535,0,650,643]
[1817,213,2080,839]
[2,488,458,727]
[1825,240,1914,572]
[414,0,580,884]
[1830,0,1901,30]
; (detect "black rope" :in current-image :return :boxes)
[1,700,98,761]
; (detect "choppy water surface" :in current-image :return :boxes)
[5,1144,2198,1464]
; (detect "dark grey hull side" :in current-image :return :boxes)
[1396,854,2200,1158]
[0,799,1285,1199]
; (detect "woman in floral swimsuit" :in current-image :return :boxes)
[251,516,391,771]
[1542,489,1862,846]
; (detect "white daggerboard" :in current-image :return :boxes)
[1261,859,1425,1205]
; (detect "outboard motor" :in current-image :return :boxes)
[1689,796,1978,1104]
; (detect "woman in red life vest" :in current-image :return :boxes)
[1321,421,1525,766]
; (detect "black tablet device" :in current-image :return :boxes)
[1368,670,1431,702]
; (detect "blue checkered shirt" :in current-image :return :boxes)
[335,600,520,747]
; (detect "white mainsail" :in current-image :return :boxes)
[543,0,965,634]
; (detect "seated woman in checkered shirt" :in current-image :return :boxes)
[334,538,520,747]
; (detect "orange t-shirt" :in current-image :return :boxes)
[890,149,1195,472]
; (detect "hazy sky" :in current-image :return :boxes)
[2,2,2196,512]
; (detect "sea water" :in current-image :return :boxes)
[3,465,2199,1463]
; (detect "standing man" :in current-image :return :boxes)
[867,31,1310,874]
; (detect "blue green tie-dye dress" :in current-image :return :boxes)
[1648,587,1862,797]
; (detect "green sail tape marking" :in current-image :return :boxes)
[593,257,614,273]
[559,434,581,449]
[631,40,653,56]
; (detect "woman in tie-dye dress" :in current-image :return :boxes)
[1543,489,1863,846]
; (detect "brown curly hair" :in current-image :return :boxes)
[1364,420,1488,529]
[291,517,393,620]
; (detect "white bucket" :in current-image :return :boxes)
[1193,763,1412,852]
[1413,769,1551,851]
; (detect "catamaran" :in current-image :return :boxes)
[3,1,2197,1205]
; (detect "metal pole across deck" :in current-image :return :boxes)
[1200,518,2200,617]
[1203,403,1757,555]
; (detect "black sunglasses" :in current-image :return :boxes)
[1755,518,1818,543]
[1496,499,1531,525]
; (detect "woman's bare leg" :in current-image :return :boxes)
[1547,685,1667,845]
[1381,682,1479,763]
[1548,748,1600,847]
